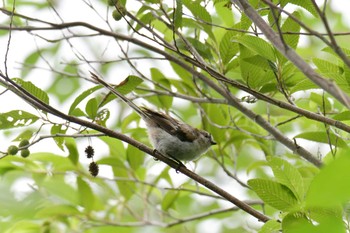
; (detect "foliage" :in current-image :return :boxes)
[0,0,350,232]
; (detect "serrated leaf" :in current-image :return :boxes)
[248,178,298,211]
[13,78,50,105]
[313,58,341,74]
[290,77,317,93]
[183,0,211,24]
[0,110,39,130]
[281,11,301,49]
[182,0,215,40]
[219,31,239,64]
[313,58,348,90]
[239,48,275,89]
[294,131,347,148]
[267,157,304,201]
[234,35,276,61]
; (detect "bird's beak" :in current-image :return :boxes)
[210,138,217,145]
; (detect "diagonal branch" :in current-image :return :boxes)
[231,0,350,108]
[0,73,270,223]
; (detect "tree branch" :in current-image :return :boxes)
[231,0,350,108]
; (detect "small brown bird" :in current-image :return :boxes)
[91,73,216,161]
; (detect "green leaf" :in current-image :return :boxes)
[85,97,99,119]
[162,190,180,210]
[234,35,276,61]
[69,85,102,115]
[239,48,275,89]
[135,12,154,31]
[65,138,79,165]
[174,37,213,61]
[280,0,318,17]
[41,176,79,205]
[150,68,173,109]
[50,124,67,151]
[290,76,318,93]
[31,152,76,171]
[99,75,143,107]
[12,129,34,141]
[259,220,281,233]
[47,62,80,103]
[126,144,144,171]
[313,58,341,74]
[174,0,183,29]
[294,131,347,148]
[182,0,211,24]
[309,92,332,112]
[219,31,239,65]
[12,78,50,105]
[267,157,304,201]
[248,178,298,211]
[95,108,110,127]
[282,212,345,233]
[182,0,215,40]
[0,110,39,130]
[332,111,350,121]
[21,50,40,77]
[35,204,80,218]
[3,220,41,233]
[114,75,143,94]
[306,149,350,208]
[313,58,348,90]
[77,177,95,212]
[281,11,301,50]
[214,1,234,26]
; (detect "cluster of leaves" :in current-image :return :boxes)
[1,0,350,232]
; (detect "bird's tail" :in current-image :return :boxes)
[90,72,148,119]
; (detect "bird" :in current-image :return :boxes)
[90,72,216,163]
